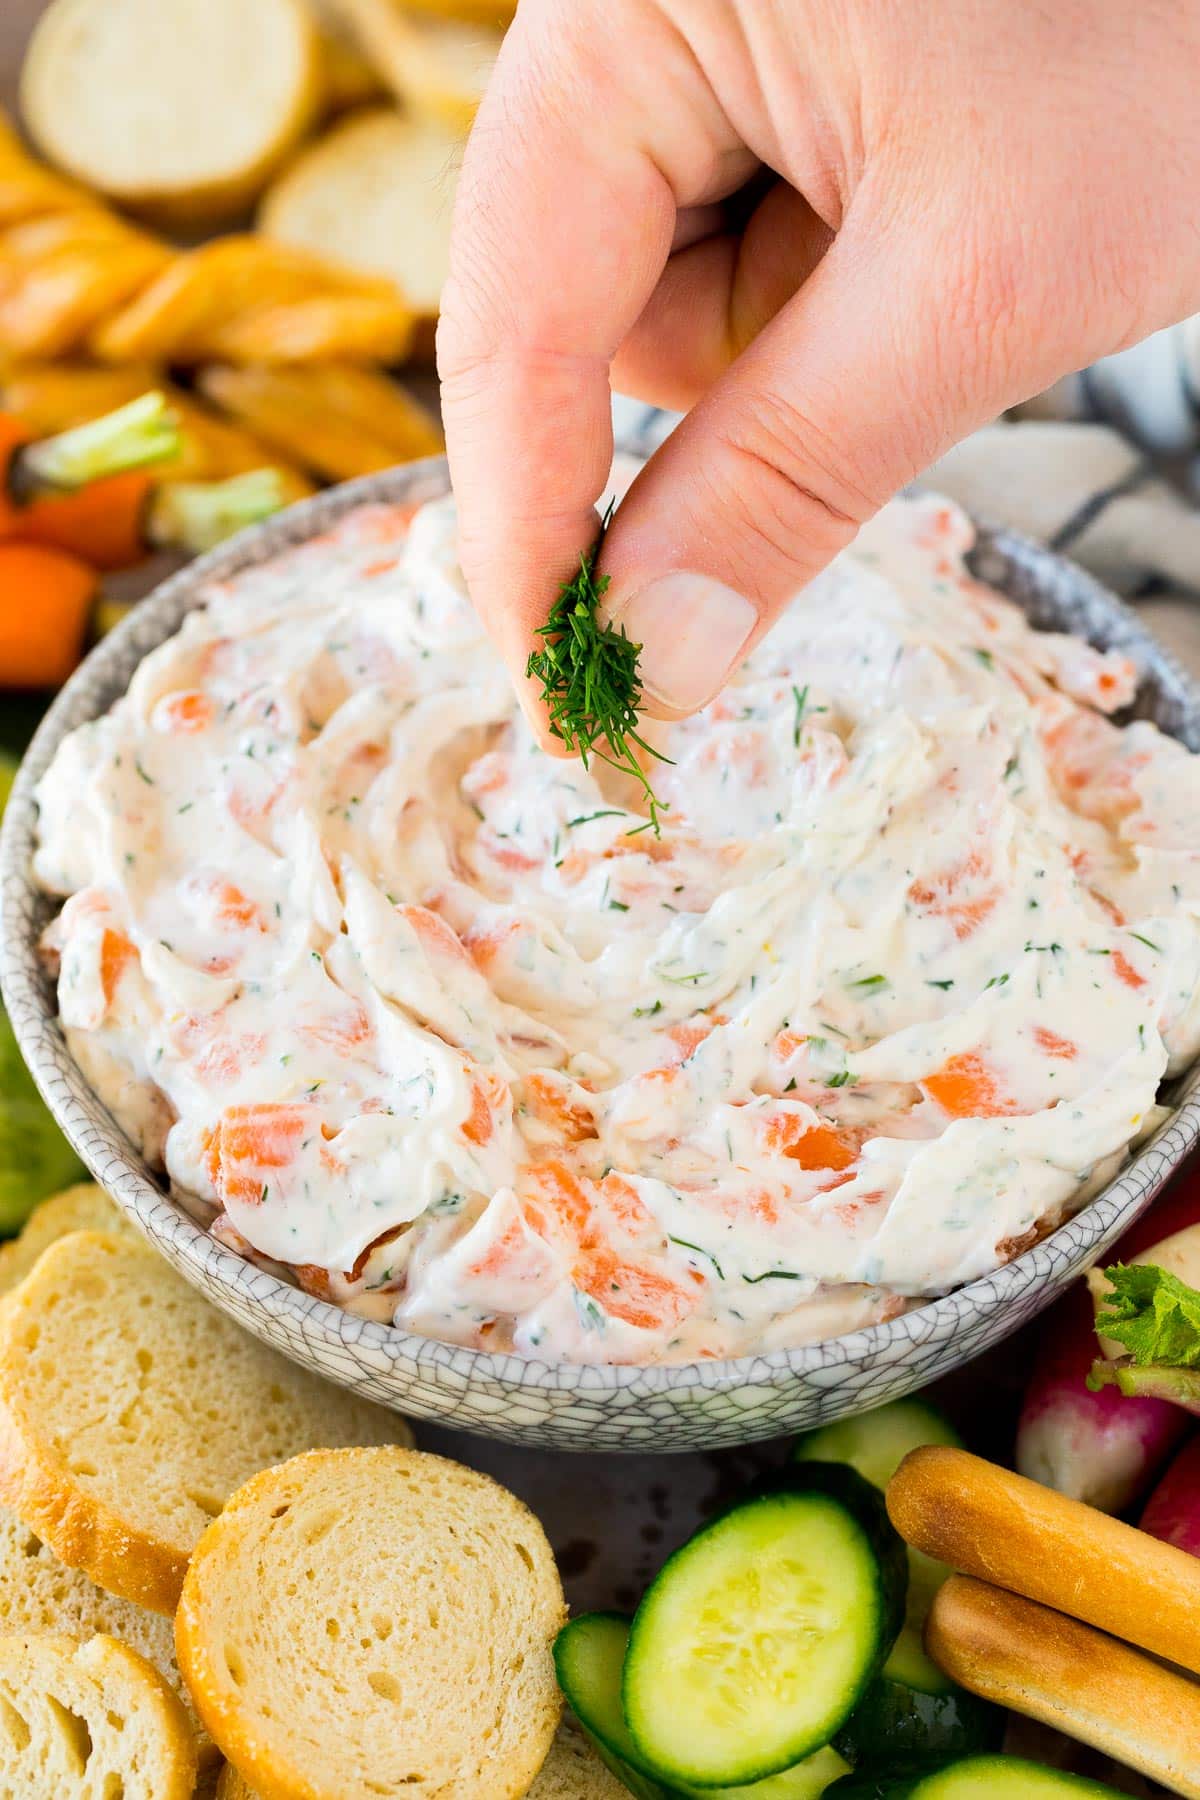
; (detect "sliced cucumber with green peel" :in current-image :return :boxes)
[556,1613,672,1797]
[796,1399,960,1694]
[827,1755,1127,1799]
[793,1399,960,1492]
[622,1465,906,1788]
[832,1670,1001,1768]
[555,1612,850,1800]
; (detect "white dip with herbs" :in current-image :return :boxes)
[33,485,1200,1363]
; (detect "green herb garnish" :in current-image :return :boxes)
[526,509,671,837]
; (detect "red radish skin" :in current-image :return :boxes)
[1016,1284,1186,1512]
[1141,1437,1200,1556]
[1015,1159,1200,1511]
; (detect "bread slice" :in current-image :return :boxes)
[176,1446,565,1800]
[260,108,458,325]
[20,0,322,226]
[0,1502,209,1758]
[403,0,515,21]
[527,1723,631,1799]
[0,1230,411,1615]
[0,1633,196,1799]
[927,1575,1200,1796]
[0,1184,132,1296]
[324,1,501,133]
[305,0,385,109]
[214,1723,625,1800]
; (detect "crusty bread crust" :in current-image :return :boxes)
[928,1576,1200,1799]
[0,1633,197,1799]
[888,1445,1200,1676]
[0,1231,410,1616]
[177,1446,565,1800]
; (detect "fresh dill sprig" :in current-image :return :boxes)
[526,507,671,837]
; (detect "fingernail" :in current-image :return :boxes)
[609,573,757,712]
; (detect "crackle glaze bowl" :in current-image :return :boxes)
[4,454,1200,1453]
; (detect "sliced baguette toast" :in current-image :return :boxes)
[260,108,459,325]
[218,1721,633,1800]
[0,1183,132,1295]
[323,0,500,133]
[0,1501,207,1755]
[0,1230,410,1615]
[527,1722,632,1799]
[0,1633,196,1799]
[177,1446,565,1800]
[20,0,322,226]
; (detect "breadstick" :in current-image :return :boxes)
[927,1575,1200,1800]
[887,1445,1200,1675]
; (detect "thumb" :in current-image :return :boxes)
[599,220,1002,717]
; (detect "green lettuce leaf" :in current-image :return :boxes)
[1092,1262,1200,1368]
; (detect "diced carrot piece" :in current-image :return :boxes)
[398,903,471,964]
[1033,1026,1078,1060]
[520,1159,592,1240]
[464,918,522,972]
[211,880,263,931]
[293,1263,336,1300]
[524,1071,596,1143]
[213,1102,311,1205]
[667,1017,716,1062]
[577,1253,692,1334]
[924,1052,1021,1119]
[98,928,137,1006]
[461,1069,510,1147]
[1111,949,1146,990]
[158,689,215,733]
[761,1112,856,1171]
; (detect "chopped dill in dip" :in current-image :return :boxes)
[32,482,1200,1364]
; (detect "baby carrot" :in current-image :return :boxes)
[0,540,96,688]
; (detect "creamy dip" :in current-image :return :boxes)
[32,484,1200,1364]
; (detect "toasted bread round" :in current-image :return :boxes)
[527,1723,631,1799]
[0,1632,196,1799]
[20,0,322,225]
[261,108,457,322]
[0,1183,131,1296]
[214,1722,623,1800]
[0,1230,410,1615]
[0,1501,208,1755]
[177,1446,565,1800]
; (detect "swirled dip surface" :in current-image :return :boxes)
[33,488,1200,1363]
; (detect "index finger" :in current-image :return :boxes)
[436,0,714,723]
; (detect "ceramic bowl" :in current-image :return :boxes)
[4,456,1200,1453]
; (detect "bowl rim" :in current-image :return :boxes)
[4,455,1200,1400]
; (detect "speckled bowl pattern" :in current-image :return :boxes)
[4,455,1200,1452]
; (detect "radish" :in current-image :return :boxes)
[1015,1158,1200,1510]
[1140,1435,1200,1555]
[1015,1284,1186,1511]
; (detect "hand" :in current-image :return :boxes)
[438,0,1200,729]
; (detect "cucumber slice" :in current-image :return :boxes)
[622,1465,906,1788]
[556,1613,671,1795]
[796,1399,960,1695]
[827,1755,1126,1799]
[793,1400,961,1493]
[0,753,15,819]
[832,1671,1001,1768]
[555,1613,851,1800]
